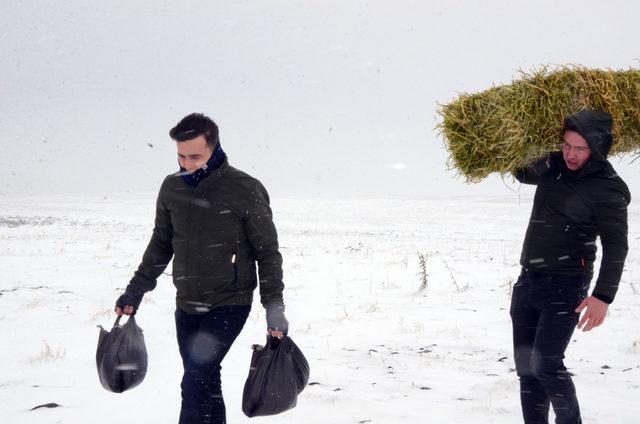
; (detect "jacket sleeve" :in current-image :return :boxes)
[244,181,285,308]
[514,152,559,185]
[125,181,174,296]
[591,189,630,304]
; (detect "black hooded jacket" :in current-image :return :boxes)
[515,110,630,304]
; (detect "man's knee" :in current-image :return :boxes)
[513,344,534,378]
[182,365,223,397]
[530,352,566,382]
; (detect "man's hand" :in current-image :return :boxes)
[267,328,285,339]
[575,295,609,332]
[266,303,288,339]
[115,305,135,316]
[115,292,143,316]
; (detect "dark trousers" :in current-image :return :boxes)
[175,305,251,424]
[510,270,588,424]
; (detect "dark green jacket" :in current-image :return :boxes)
[516,111,630,303]
[125,160,284,314]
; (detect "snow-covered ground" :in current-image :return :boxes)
[1,194,638,423]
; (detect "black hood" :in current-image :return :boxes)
[563,110,613,162]
[560,110,630,204]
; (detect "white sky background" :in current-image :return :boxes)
[1,0,638,199]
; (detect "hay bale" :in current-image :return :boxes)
[437,66,640,181]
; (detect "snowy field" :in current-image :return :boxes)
[1,194,638,423]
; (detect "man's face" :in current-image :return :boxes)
[177,135,213,173]
[562,130,591,171]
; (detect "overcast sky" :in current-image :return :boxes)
[1,0,638,199]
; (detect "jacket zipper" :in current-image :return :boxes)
[231,252,238,284]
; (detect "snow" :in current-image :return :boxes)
[1,194,638,423]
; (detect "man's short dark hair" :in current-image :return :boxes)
[169,113,219,148]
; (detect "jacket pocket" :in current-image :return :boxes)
[564,222,596,268]
[563,222,572,259]
[563,222,582,266]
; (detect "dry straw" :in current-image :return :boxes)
[437,66,640,182]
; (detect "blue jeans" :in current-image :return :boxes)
[510,270,588,424]
[175,305,251,424]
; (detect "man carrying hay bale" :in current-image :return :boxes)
[510,110,630,423]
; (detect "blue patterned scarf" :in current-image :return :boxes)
[179,142,226,187]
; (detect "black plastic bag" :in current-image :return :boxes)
[242,335,310,417]
[96,315,148,393]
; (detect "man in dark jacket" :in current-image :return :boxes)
[114,113,289,424]
[511,110,630,424]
